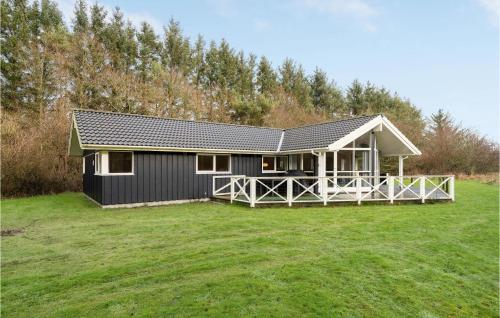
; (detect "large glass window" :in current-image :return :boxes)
[302,153,314,172]
[109,152,133,173]
[262,156,275,171]
[215,155,230,172]
[262,156,287,172]
[276,156,288,171]
[197,155,214,171]
[196,154,231,173]
[288,154,300,170]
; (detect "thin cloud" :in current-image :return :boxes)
[254,19,271,31]
[476,0,500,25]
[298,0,377,18]
[295,0,379,32]
[206,0,237,18]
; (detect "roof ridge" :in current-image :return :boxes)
[283,114,381,131]
[73,108,284,131]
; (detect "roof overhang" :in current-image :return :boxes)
[68,114,84,156]
[328,115,421,156]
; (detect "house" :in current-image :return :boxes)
[68,109,454,208]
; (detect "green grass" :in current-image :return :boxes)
[1,181,498,317]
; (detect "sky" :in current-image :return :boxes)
[55,0,499,139]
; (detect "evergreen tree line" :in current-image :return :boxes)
[1,0,497,196]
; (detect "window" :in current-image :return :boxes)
[288,154,300,170]
[262,156,287,173]
[197,155,213,171]
[302,153,314,172]
[262,156,275,171]
[83,157,86,174]
[109,152,133,173]
[94,151,134,175]
[215,155,230,172]
[196,154,231,174]
[95,153,101,174]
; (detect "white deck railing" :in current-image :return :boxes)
[213,175,455,207]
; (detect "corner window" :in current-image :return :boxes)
[196,154,231,174]
[109,152,133,173]
[262,156,287,173]
[95,153,101,174]
[94,151,134,175]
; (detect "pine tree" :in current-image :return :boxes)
[256,56,276,95]
[162,18,191,75]
[346,79,364,115]
[72,0,88,34]
[137,22,161,81]
[191,34,206,86]
[1,0,31,110]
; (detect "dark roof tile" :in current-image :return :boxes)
[73,110,378,152]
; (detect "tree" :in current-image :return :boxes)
[256,56,276,95]
[346,79,365,115]
[162,18,191,75]
[137,22,161,81]
[309,67,345,116]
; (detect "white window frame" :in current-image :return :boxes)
[195,154,231,174]
[261,156,288,173]
[94,151,134,176]
[83,157,86,174]
[301,153,314,173]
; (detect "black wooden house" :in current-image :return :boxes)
[68,110,422,207]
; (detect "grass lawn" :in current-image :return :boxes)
[1,181,498,317]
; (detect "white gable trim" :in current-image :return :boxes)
[328,115,421,155]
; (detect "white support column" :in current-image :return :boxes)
[388,176,394,203]
[450,176,455,201]
[333,150,338,187]
[398,155,404,185]
[322,177,328,206]
[419,176,426,203]
[287,177,293,207]
[317,151,326,194]
[230,178,235,203]
[250,178,256,207]
[355,172,361,205]
[352,141,356,174]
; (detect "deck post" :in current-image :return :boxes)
[356,173,362,205]
[388,176,394,203]
[398,155,404,185]
[287,177,293,207]
[250,177,256,208]
[322,177,328,206]
[449,176,455,201]
[419,176,426,203]
[230,177,235,203]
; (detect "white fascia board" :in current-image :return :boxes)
[328,115,383,151]
[67,116,74,155]
[328,115,421,155]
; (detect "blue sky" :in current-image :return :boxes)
[56,0,499,139]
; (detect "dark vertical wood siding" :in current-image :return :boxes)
[95,152,267,206]
[82,150,103,203]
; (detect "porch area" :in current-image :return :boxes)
[212,175,455,207]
